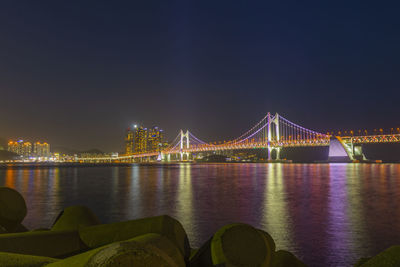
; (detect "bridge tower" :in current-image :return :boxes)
[180,130,190,161]
[267,112,281,160]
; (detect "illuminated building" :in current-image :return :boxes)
[147,127,164,152]
[125,128,134,155]
[34,142,50,157]
[127,124,165,153]
[21,142,32,158]
[7,140,21,155]
[133,126,148,153]
[8,140,32,158]
[8,140,50,159]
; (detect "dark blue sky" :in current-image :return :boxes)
[1,1,399,151]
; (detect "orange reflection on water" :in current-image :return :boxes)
[5,168,15,188]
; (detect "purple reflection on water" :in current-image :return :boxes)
[327,164,351,266]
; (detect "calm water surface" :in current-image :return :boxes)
[1,163,400,266]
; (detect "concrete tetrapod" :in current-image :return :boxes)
[0,251,58,267]
[190,223,274,267]
[357,246,400,267]
[51,206,100,231]
[0,230,87,258]
[258,229,276,253]
[79,215,190,263]
[270,250,306,267]
[0,187,27,232]
[47,233,186,267]
[0,225,7,234]
[0,221,27,234]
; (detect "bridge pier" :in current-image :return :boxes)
[329,136,367,162]
[352,144,367,160]
[276,147,281,160]
[267,147,271,161]
[179,152,190,161]
[267,147,281,161]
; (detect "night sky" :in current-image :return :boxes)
[1,1,400,152]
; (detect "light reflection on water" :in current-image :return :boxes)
[263,163,293,250]
[1,163,400,266]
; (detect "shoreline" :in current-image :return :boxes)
[0,161,399,169]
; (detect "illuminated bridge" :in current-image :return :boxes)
[78,113,400,163]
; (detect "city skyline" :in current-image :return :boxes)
[4,116,400,154]
[1,2,400,152]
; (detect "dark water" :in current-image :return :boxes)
[1,163,400,266]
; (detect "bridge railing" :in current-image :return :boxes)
[341,134,400,144]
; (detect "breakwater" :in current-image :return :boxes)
[0,186,305,266]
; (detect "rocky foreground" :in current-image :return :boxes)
[0,186,398,266]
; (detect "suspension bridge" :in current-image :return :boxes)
[78,112,400,163]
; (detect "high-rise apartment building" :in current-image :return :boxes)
[7,140,21,155]
[8,140,32,157]
[33,142,50,157]
[8,140,50,158]
[21,142,32,158]
[125,125,165,153]
[125,128,134,155]
[133,126,148,153]
[147,127,164,152]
